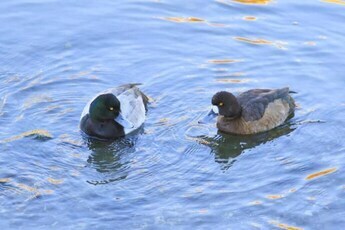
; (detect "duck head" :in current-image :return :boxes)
[212,91,242,119]
[89,93,133,128]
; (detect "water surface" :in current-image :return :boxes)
[1,0,345,229]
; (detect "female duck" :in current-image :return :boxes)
[211,87,295,135]
[80,84,148,139]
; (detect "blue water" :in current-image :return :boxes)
[1,0,345,229]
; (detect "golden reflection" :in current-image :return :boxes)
[234,36,286,49]
[305,168,337,180]
[322,0,345,5]
[15,183,38,193]
[16,182,54,198]
[233,0,272,4]
[1,129,53,143]
[269,220,303,230]
[47,178,64,185]
[243,16,257,21]
[267,194,283,199]
[162,17,205,23]
[216,0,272,5]
[234,36,272,44]
[0,178,10,183]
[208,59,243,64]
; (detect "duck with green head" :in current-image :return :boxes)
[80,84,148,140]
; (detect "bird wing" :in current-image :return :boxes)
[117,87,146,134]
[237,87,291,122]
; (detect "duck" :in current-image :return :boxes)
[210,87,295,135]
[80,84,149,140]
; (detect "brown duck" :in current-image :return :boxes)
[211,87,296,135]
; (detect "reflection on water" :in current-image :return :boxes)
[202,122,295,170]
[322,0,345,6]
[1,0,345,228]
[85,137,136,184]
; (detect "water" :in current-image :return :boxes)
[1,0,345,229]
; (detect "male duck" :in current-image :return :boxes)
[211,87,295,135]
[80,84,148,139]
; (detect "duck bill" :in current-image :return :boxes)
[115,113,134,128]
[198,106,218,124]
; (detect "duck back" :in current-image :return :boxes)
[217,87,295,134]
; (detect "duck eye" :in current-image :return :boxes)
[109,107,114,111]
[219,102,224,106]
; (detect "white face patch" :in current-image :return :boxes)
[212,105,219,114]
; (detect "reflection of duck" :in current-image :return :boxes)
[201,122,295,169]
[211,88,296,134]
[85,138,137,184]
[80,84,148,140]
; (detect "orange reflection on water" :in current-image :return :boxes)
[208,59,242,64]
[266,194,284,199]
[306,168,337,180]
[47,177,64,185]
[162,17,205,23]
[234,36,286,49]
[269,220,303,230]
[233,0,272,4]
[322,0,345,5]
[1,129,53,143]
[243,16,257,21]
[234,36,272,45]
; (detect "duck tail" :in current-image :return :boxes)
[128,83,142,88]
[289,90,298,94]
